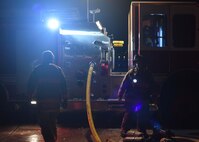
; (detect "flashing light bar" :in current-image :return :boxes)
[59,29,104,36]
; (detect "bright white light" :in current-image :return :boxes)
[28,134,39,142]
[96,21,103,30]
[47,18,60,30]
[31,100,37,105]
[133,79,137,83]
[59,29,104,36]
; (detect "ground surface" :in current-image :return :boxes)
[0,124,199,142]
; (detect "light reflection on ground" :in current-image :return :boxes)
[28,134,39,142]
[0,125,199,142]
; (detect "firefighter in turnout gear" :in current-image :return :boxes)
[27,50,67,142]
[118,54,159,138]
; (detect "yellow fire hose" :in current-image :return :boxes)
[86,63,102,142]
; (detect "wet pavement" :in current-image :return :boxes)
[0,124,199,142]
[0,124,123,142]
[1,105,199,142]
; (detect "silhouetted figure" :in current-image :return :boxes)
[27,50,67,142]
[118,54,159,137]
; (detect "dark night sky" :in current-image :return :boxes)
[89,0,132,41]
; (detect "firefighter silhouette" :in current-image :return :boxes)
[118,54,159,137]
[27,50,67,142]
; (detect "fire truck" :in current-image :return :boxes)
[0,7,124,112]
[0,1,199,127]
[128,1,199,128]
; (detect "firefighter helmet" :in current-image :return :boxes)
[133,54,147,71]
[42,50,55,64]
